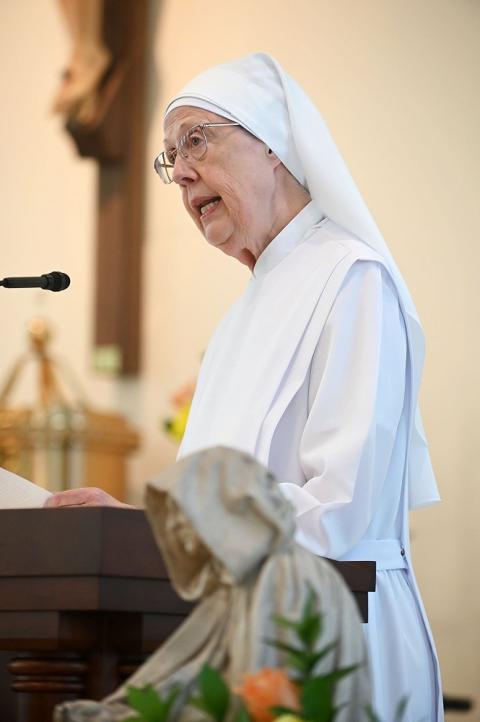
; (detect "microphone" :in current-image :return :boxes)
[0,272,70,292]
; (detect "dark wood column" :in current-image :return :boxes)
[9,653,87,722]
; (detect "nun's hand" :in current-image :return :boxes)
[44,487,135,509]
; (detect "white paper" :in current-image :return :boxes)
[0,467,52,508]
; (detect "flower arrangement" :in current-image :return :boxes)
[123,589,405,722]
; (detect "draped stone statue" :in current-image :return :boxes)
[54,447,371,721]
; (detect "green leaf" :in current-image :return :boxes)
[197,665,230,722]
[189,696,209,714]
[303,642,338,674]
[364,696,409,722]
[164,686,181,718]
[263,638,306,660]
[301,675,335,722]
[333,702,348,717]
[300,666,359,722]
[270,705,300,716]
[271,614,301,632]
[296,613,322,649]
[316,665,359,686]
[265,637,339,682]
[264,638,311,677]
[125,684,180,722]
[364,704,382,722]
[286,654,309,674]
[126,686,168,722]
[302,587,317,621]
[394,697,409,722]
[233,705,252,722]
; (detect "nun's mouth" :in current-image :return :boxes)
[199,197,221,219]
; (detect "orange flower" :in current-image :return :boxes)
[235,668,300,722]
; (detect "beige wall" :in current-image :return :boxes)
[1,0,479,709]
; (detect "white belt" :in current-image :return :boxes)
[338,539,407,571]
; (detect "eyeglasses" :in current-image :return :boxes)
[154,122,240,184]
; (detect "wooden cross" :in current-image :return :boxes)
[62,0,148,375]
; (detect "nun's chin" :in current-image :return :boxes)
[203,214,236,250]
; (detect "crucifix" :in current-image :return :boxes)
[53,0,148,375]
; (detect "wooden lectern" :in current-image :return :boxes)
[0,509,375,722]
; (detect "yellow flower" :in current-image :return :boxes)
[235,668,300,722]
[164,401,191,442]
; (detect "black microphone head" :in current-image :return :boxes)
[42,272,70,292]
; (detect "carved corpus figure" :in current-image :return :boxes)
[52,0,112,125]
[55,447,371,721]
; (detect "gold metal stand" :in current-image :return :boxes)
[0,319,139,500]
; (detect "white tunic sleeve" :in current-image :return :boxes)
[278,261,407,558]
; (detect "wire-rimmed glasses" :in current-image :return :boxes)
[154,122,240,183]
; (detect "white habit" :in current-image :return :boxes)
[179,201,443,721]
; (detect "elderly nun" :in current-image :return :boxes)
[48,52,443,720]
[158,53,443,721]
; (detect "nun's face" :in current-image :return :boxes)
[163,107,282,270]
